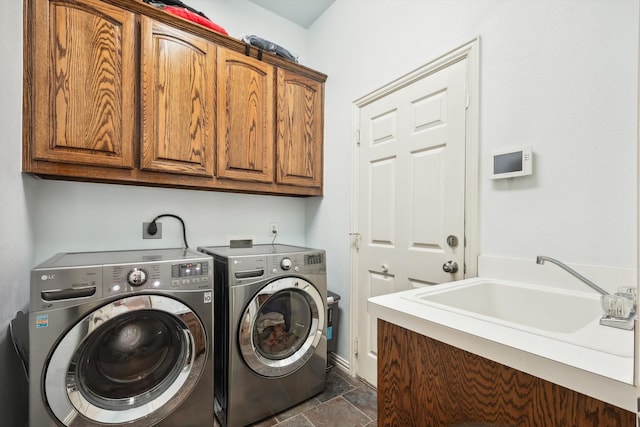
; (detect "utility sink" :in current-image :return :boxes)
[404,279,601,334]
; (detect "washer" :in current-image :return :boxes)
[198,244,326,427]
[28,248,214,427]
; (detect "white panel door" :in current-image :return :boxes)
[355,57,468,386]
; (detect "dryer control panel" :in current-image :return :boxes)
[267,253,325,275]
[229,252,326,283]
[198,244,326,286]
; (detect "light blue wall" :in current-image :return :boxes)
[30,181,308,261]
[24,0,313,264]
[0,1,312,424]
[1,0,32,424]
[307,0,638,367]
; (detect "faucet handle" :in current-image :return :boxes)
[602,294,634,319]
[616,286,637,297]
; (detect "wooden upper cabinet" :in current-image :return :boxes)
[140,17,216,177]
[32,0,135,168]
[217,48,275,183]
[276,69,324,188]
[24,0,326,195]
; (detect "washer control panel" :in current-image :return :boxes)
[172,261,208,278]
[30,249,213,311]
[127,268,148,286]
[106,260,211,296]
[171,261,210,288]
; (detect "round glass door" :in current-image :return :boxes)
[45,295,207,426]
[239,277,325,377]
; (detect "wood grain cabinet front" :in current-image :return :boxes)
[24,0,326,196]
[216,48,275,184]
[377,320,635,427]
[140,17,216,178]
[28,0,136,170]
[276,69,324,189]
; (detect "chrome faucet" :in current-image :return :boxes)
[535,255,609,295]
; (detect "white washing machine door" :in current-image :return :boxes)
[239,277,325,377]
[45,294,207,426]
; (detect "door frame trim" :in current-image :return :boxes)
[349,37,480,377]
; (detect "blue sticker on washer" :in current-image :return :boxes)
[327,326,332,339]
[36,314,49,328]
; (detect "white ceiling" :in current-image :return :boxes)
[248,0,335,28]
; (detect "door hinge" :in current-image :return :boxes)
[354,337,359,356]
[465,94,470,109]
[356,129,361,146]
[349,232,361,250]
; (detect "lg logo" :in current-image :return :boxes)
[40,274,56,281]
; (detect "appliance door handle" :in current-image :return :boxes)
[41,287,96,301]
[235,269,265,279]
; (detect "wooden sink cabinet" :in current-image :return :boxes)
[377,319,634,427]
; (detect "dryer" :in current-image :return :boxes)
[28,248,214,427]
[198,244,326,427]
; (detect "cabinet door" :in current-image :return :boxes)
[140,18,216,177]
[32,0,135,168]
[217,49,274,183]
[276,69,323,188]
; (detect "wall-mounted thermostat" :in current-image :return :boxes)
[491,146,532,179]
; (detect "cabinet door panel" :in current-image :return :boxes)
[276,69,323,188]
[217,49,274,183]
[141,18,215,177]
[33,0,135,168]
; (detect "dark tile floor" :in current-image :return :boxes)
[215,368,378,427]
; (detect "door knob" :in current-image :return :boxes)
[381,264,389,273]
[442,261,458,274]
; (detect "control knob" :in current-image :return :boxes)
[127,268,148,286]
[280,258,292,270]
